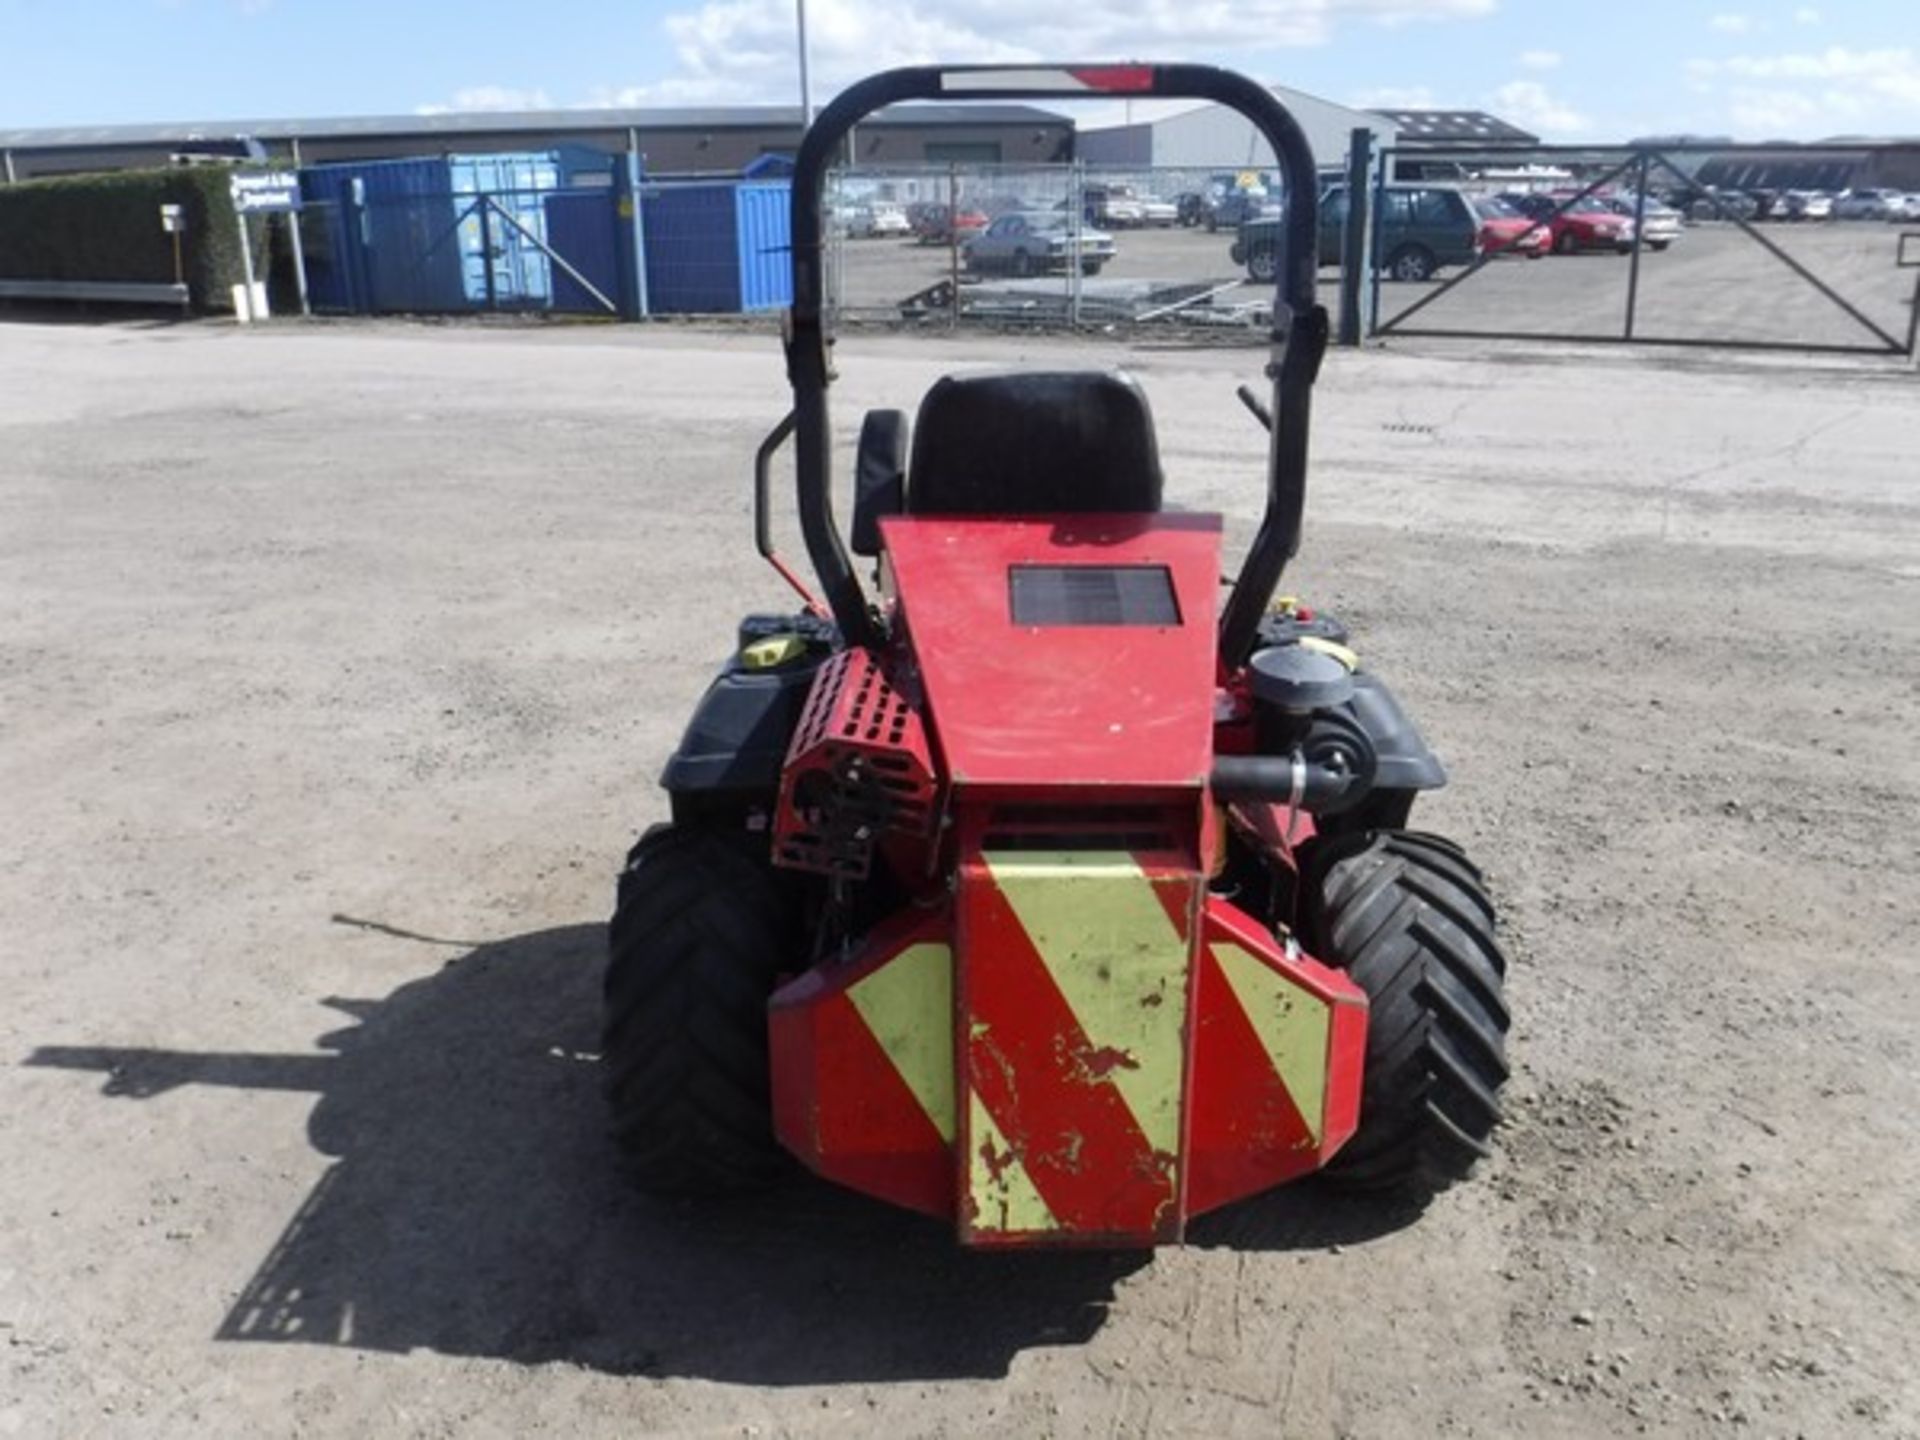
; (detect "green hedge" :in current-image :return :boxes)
[0,167,270,312]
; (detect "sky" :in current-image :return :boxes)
[3,0,1918,142]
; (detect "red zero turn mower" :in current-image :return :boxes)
[604,65,1511,1246]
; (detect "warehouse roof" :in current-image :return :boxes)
[1371,109,1539,146]
[0,103,1071,151]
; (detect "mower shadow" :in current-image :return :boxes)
[24,922,1151,1383]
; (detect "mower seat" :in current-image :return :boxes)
[906,370,1165,516]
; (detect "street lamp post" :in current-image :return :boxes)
[796,0,813,124]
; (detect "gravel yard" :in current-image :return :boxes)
[2,316,1916,1438]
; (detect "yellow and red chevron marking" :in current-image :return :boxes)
[958,849,1198,1244]
[767,850,1368,1244]
[769,909,955,1217]
[1185,898,1367,1214]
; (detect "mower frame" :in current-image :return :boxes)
[779,64,1329,667]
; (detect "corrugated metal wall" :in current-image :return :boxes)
[734,182,792,311]
[642,183,741,314]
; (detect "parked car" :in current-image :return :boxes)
[1683,187,1760,222]
[844,202,911,238]
[1832,187,1903,220]
[1203,172,1282,231]
[911,202,989,244]
[1783,190,1834,221]
[961,210,1116,276]
[1600,192,1684,250]
[1503,191,1635,254]
[1082,183,1178,228]
[1469,193,1549,258]
[1231,183,1478,282]
[1894,193,1920,221]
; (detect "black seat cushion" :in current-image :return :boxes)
[905,370,1165,516]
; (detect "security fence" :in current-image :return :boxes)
[821,164,1285,337]
[1364,142,1919,358]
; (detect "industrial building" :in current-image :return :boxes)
[1075,87,1542,176]
[0,103,1075,183]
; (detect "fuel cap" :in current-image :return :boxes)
[1248,643,1355,713]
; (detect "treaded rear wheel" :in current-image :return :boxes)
[603,824,794,1195]
[1303,830,1510,1192]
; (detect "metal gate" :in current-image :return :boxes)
[1363,143,1919,360]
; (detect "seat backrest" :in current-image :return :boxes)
[906,370,1165,517]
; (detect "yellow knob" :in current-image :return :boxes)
[741,634,807,669]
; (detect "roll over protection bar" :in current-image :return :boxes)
[782,64,1327,662]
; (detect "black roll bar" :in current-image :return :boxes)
[784,64,1327,661]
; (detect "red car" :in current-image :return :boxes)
[1469,194,1549,258]
[1501,191,1635,254]
[913,204,990,245]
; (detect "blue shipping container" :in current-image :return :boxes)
[642,179,791,315]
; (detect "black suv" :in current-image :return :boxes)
[1231,183,1479,282]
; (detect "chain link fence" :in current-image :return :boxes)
[822,164,1290,339]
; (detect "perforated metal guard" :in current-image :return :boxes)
[774,649,939,878]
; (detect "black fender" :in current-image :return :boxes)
[659,617,835,801]
[1347,671,1447,792]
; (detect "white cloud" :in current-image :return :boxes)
[1710,13,1753,33]
[1489,79,1588,134]
[1792,6,1820,23]
[415,86,556,115]
[1353,85,1438,109]
[1689,46,1920,134]
[1517,49,1561,71]
[1699,46,1920,104]
[609,0,1497,106]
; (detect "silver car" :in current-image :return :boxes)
[962,211,1117,277]
[1603,192,1684,250]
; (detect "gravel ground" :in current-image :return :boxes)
[1,316,1917,1439]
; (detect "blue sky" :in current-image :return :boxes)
[3,0,1917,140]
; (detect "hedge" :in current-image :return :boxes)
[0,166,275,313]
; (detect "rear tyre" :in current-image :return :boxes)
[1648,239,1671,252]
[1247,245,1278,283]
[1011,249,1034,278]
[1553,229,1579,255]
[1081,258,1105,276]
[1388,245,1437,282]
[602,824,795,1195]
[1303,830,1510,1192]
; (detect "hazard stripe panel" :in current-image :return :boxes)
[847,942,955,1143]
[769,914,955,1218]
[1185,899,1369,1217]
[960,850,1196,1244]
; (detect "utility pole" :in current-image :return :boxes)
[796,0,814,124]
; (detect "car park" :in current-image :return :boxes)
[1231,182,1478,282]
[1503,191,1635,254]
[1469,193,1550,258]
[961,210,1116,276]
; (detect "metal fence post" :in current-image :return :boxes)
[286,211,311,317]
[1338,128,1375,345]
[477,198,497,310]
[626,129,650,319]
[1624,151,1649,341]
[233,209,258,320]
[947,163,960,333]
[1068,158,1083,327]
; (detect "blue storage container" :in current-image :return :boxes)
[642,179,792,315]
